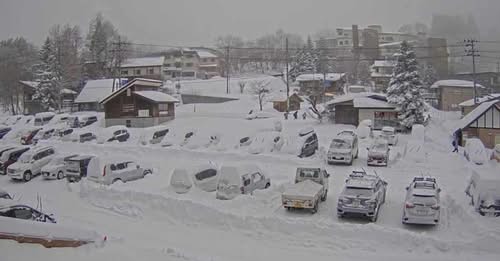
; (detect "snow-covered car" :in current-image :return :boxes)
[76,132,97,143]
[327,130,359,165]
[402,176,441,225]
[34,112,56,126]
[32,128,56,143]
[247,131,284,154]
[48,113,70,125]
[170,168,193,194]
[41,154,78,180]
[67,115,98,128]
[0,202,56,223]
[58,128,74,141]
[404,140,426,163]
[107,129,130,143]
[192,162,219,192]
[0,127,11,139]
[20,128,42,145]
[146,128,169,145]
[411,124,425,142]
[367,138,390,166]
[245,111,273,120]
[465,171,500,217]
[238,136,252,147]
[7,146,56,182]
[464,138,489,165]
[180,131,220,150]
[281,127,319,158]
[0,189,12,200]
[380,126,398,145]
[337,170,387,222]
[282,167,330,213]
[0,147,30,175]
[65,155,96,182]
[87,159,152,185]
[216,165,271,200]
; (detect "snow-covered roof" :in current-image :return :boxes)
[457,99,500,129]
[196,50,217,59]
[326,93,391,107]
[296,73,346,82]
[431,80,485,89]
[353,96,395,109]
[19,81,39,89]
[373,60,396,67]
[75,79,127,104]
[100,78,163,104]
[458,94,500,107]
[121,56,165,68]
[198,64,218,67]
[134,91,179,103]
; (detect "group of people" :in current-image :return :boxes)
[284,111,307,120]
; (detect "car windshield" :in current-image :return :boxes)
[298,169,320,178]
[331,139,351,149]
[345,187,373,197]
[382,130,393,135]
[371,142,387,150]
[18,153,32,163]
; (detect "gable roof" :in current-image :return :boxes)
[99,78,163,104]
[74,79,127,104]
[431,80,485,89]
[459,94,500,107]
[121,56,165,68]
[134,91,179,103]
[19,81,40,89]
[457,99,500,130]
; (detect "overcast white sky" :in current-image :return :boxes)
[1,0,499,46]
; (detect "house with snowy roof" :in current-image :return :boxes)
[120,56,165,81]
[296,73,347,96]
[456,99,500,148]
[326,93,400,130]
[271,93,303,112]
[74,78,127,111]
[430,80,486,111]
[19,81,42,114]
[99,78,179,127]
[458,93,500,116]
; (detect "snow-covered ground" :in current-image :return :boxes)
[1,81,500,261]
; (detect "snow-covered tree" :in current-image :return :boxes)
[289,46,318,81]
[421,63,438,90]
[250,79,271,111]
[32,37,61,111]
[387,41,426,129]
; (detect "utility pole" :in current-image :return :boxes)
[111,36,123,92]
[465,39,480,104]
[226,46,230,94]
[285,37,290,111]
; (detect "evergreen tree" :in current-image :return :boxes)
[421,63,438,90]
[387,41,426,129]
[32,37,61,110]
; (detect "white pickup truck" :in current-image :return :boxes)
[281,167,330,214]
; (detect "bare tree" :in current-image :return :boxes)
[238,80,246,94]
[250,80,271,111]
[304,87,324,123]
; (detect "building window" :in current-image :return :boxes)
[203,58,207,62]
[182,71,195,77]
[210,58,215,62]
[339,41,343,46]
[126,120,131,127]
[174,62,182,68]
[185,63,193,68]
[159,103,169,111]
[185,54,194,58]
[165,63,171,67]
[148,68,155,75]
[121,70,128,75]
[135,69,141,75]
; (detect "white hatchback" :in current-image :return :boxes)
[41,154,78,180]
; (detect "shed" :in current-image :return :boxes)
[456,99,500,148]
[271,93,303,112]
[74,78,127,111]
[99,78,179,128]
[296,73,347,95]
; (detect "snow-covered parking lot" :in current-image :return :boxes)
[1,110,499,261]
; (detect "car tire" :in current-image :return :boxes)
[57,171,64,180]
[371,205,379,222]
[23,171,32,182]
[265,183,270,189]
[349,158,353,165]
[112,178,122,184]
[321,190,328,201]
[311,203,318,214]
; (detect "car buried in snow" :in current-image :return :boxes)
[380,126,398,145]
[337,169,387,222]
[466,171,500,217]
[327,130,359,165]
[216,164,270,200]
[367,138,390,167]
[41,154,79,180]
[87,159,152,185]
[464,138,489,165]
[402,176,441,225]
[0,201,56,223]
[282,167,330,214]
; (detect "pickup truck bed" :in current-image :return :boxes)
[282,180,323,199]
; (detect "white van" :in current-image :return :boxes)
[34,112,56,126]
[216,165,271,200]
[87,158,152,185]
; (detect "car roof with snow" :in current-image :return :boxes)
[345,171,380,189]
[382,126,395,132]
[68,155,96,161]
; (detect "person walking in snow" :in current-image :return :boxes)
[284,111,289,120]
[293,111,298,120]
[302,112,307,120]
[452,138,459,153]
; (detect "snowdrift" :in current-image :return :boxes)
[0,216,105,248]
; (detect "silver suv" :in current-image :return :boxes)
[337,170,388,222]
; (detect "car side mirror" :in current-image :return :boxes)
[405,186,409,190]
